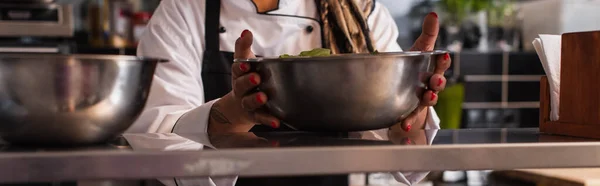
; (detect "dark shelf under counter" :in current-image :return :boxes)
[446,51,543,129]
[71,46,138,55]
[453,51,543,76]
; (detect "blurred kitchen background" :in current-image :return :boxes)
[5,1,599,185]
[6,0,600,130]
[381,0,600,131]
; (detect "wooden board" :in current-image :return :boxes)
[496,169,600,186]
[540,30,600,139]
[559,31,600,126]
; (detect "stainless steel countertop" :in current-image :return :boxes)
[0,128,599,183]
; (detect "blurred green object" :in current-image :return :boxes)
[487,0,516,27]
[435,82,465,129]
[437,0,491,25]
[438,0,516,26]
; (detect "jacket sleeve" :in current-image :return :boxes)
[367,2,441,185]
[133,1,230,185]
[131,0,216,135]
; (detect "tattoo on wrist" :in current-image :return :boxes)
[210,103,231,125]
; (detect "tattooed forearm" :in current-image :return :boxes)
[210,103,232,125]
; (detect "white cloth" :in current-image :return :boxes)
[532,34,561,121]
[132,0,442,185]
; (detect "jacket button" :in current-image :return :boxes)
[219,26,226,33]
[306,26,314,33]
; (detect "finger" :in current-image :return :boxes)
[421,90,438,106]
[241,92,267,111]
[253,110,280,129]
[234,30,256,59]
[270,140,280,147]
[410,12,439,51]
[232,72,260,98]
[401,138,413,145]
[429,74,446,92]
[435,53,452,74]
[400,106,426,132]
[232,62,251,79]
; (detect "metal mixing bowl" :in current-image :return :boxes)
[0,54,166,145]
[237,51,447,131]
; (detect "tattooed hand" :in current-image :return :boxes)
[207,30,280,134]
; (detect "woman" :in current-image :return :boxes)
[132,0,451,185]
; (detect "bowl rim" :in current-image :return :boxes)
[0,54,169,63]
[235,50,449,63]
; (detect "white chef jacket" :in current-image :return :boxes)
[132,0,441,185]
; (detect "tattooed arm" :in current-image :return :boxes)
[207,93,261,134]
[210,101,232,125]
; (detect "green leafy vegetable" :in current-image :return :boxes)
[299,48,331,57]
[278,48,382,58]
[279,54,294,58]
[279,48,332,58]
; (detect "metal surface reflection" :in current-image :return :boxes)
[0,128,598,183]
[0,128,596,151]
[0,54,166,145]
[237,51,447,131]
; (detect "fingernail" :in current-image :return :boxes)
[437,78,443,86]
[444,53,450,60]
[431,92,437,101]
[256,93,265,104]
[430,12,438,18]
[249,74,259,85]
[241,29,249,38]
[271,120,279,128]
[404,124,412,132]
[271,141,279,146]
[240,63,249,71]
[406,138,412,144]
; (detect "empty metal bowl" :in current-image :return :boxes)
[237,51,447,132]
[0,54,166,145]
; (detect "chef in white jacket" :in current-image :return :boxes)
[131,0,451,185]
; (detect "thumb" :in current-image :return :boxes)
[235,30,256,59]
[410,12,439,51]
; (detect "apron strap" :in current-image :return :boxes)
[202,0,232,102]
[205,0,220,51]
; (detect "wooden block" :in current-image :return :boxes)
[496,169,600,186]
[540,121,600,139]
[539,30,600,139]
[559,31,600,125]
[540,76,550,129]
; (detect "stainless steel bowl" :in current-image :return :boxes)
[237,51,447,131]
[0,54,166,145]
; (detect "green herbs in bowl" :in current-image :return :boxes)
[279,48,332,58]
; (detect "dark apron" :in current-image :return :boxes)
[201,1,349,186]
